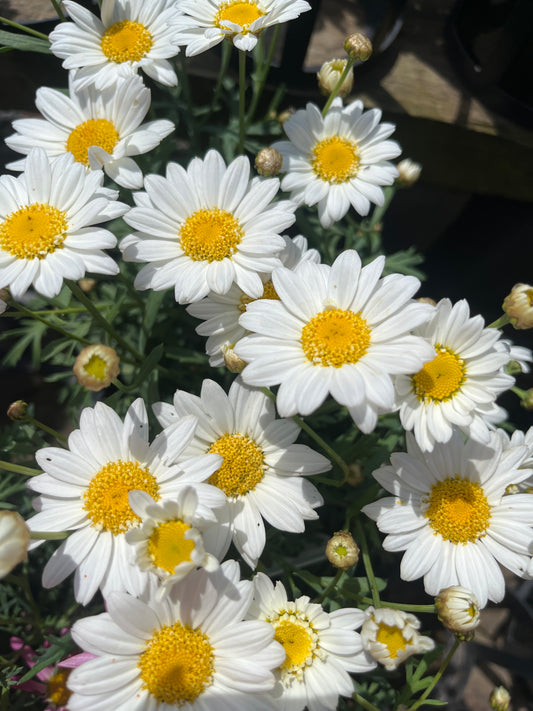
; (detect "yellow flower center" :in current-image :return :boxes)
[412,346,465,401]
[375,622,407,659]
[301,308,371,367]
[139,623,214,706]
[215,1,264,32]
[101,19,153,63]
[208,433,264,497]
[275,620,314,669]
[312,136,360,183]
[425,476,491,544]
[46,669,71,707]
[66,118,120,167]
[0,203,68,260]
[179,207,243,263]
[239,279,279,313]
[83,354,108,381]
[148,520,195,574]
[83,460,160,535]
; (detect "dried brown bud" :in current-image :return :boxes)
[73,345,120,392]
[346,463,364,486]
[326,531,359,569]
[255,147,283,177]
[417,297,437,307]
[223,346,247,374]
[344,33,373,62]
[78,278,96,293]
[7,400,28,421]
[277,108,296,125]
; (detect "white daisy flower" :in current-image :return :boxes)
[272,98,401,227]
[0,148,126,300]
[6,75,174,190]
[26,398,225,604]
[499,339,533,373]
[187,234,321,366]
[248,573,376,711]
[175,0,312,56]
[395,299,515,452]
[154,377,329,568]
[362,429,533,607]
[496,426,533,492]
[235,249,434,432]
[49,0,182,90]
[121,149,296,304]
[125,486,221,594]
[360,607,435,671]
[68,560,285,710]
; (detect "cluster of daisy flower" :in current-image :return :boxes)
[0,1,532,710]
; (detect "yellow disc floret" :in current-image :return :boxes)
[267,609,323,683]
[139,622,214,705]
[83,354,108,381]
[375,622,407,659]
[46,669,71,707]
[101,20,153,63]
[425,476,491,544]
[239,279,279,313]
[208,433,264,497]
[66,119,120,166]
[148,520,195,574]
[412,346,465,401]
[312,136,360,183]
[301,308,371,367]
[215,1,264,32]
[83,460,160,535]
[0,203,68,260]
[179,207,243,262]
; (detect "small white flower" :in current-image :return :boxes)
[187,234,320,366]
[0,148,126,300]
[236,249,434,432]
[249,573,376,711]
[6,75,174,189]
[360,606,435,671]
[154,377,329,568]
[175,0,311,55]
[26,399,224,604]
[49,0,182,89]
[395,298,515,451]
[273,98,401,227]
[121,149,296,304]
[68,561,285,709]
[363,429,533,607]
[0,511,30,578]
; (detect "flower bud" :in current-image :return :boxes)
[435,586,480,640]
[502,283,533,329]
[489,686,511,711]
[78,278,96,293]
[73,344,120,392]
[397,158,422,187]
[344,33,373,62]
[277,108,295,125]
[317,59,354,98]
[520,388,533,411]
[255,147,283,177]
[0,511,30,578]
[417,297,437,307]
[346,462,363,486]
[326,531,359,569]
[223,345,246,374]
[7,400,28,421]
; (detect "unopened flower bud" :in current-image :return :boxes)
[326,531,359,569]
[397,158,422,187]
[278,108,295,125]
[73,345,120,392]
[223,345,246,374]
[7,400,28,421]
[489,686,511,711]
[435,586,480,640]
[78,278,96,293]
[0,511,30,578]
[346,463,363,486]
[417,297,437,307]
[503,283,533,329]
[344,33,373,62]
[317,59,354,98]
[520,388,533,411]
[255,147,283,177]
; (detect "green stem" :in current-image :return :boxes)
[408,639,461,710]
[368,185,396,229]
[359,597,436,614]
[313,569,343,603]
[353,692,381,711]
[65,280,143,363]
[7,299,92,346]
[313,475,345,487]
[0,460,41,477]
[293,413,350,479]
[24,416,67,445]
[176,54,198,151]
[488,313,510,329]
[238,49,247,153]
[0,16,50,40]
[354,518,381,608]
[246,24,280,125]
[2,305,109,317]
[208,40,232,117]
[5,574,42,626]
[49,0,65,19]
[512,385,528,398]
[29,530,69,540]
[322,57,355,116]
